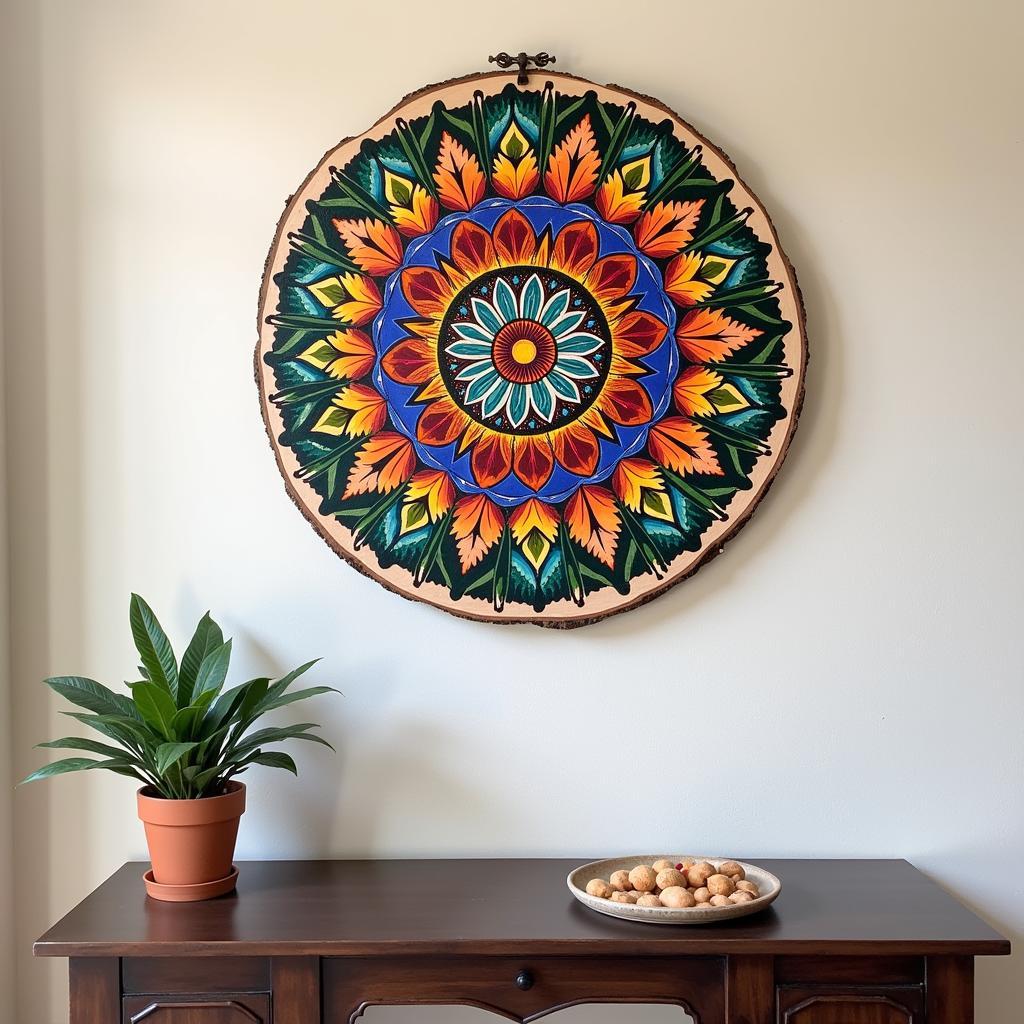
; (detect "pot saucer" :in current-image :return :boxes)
[143,865,239,902]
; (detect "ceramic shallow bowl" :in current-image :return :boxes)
[568,856,781,925]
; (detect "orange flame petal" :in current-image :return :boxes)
[633,200,705,258]
[450,493,504,572]
[647,417,723,477]
[333,218,404,276]
[544,115,601,204]
[565,485,621,568]
[675,308,762,362]
[343,433,416,497]
[434,132,486,211]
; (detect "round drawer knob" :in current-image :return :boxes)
[515,969,534,991]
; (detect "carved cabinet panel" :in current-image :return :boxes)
[122,993,271,1024]
[778,986,923,1024]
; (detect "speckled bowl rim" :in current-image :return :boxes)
[568,855,781,925]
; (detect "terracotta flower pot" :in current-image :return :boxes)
[137,781,245,893]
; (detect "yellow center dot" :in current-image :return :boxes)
[511,338,537,364]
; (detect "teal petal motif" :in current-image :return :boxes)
[508,383,529,426]
[453,321,496,343]
[471,297,504,333]
[466,368,503,404]
[494,278,519,323]
[446,340,493,359]
[539,288,571,327]
[556,332,604,355]
[530,381,555,420]
[520,274,544,319]
[555,354,601,379]
[547,371,581,403]
[482,380,512,418]
[550,309,586,338]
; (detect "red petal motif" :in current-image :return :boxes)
[381,337,435,385]
[449,220,496,278]
[586,255,637,304]
[551,220,599,278]
[401,266,452,318]
[513,435,555,491]
[613,310,668,358]
[492,209,537,265]
[601,377,653,426]
[416,396,466,447]
[470,432,514,488]
[553,422,600,476]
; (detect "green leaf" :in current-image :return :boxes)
[21,757,136,784]
[234,678,271,731]
[623,164,644,190]
[154,741,199,775]
[129,594,179,699]
[36,736,139,762]
[524,530,547,566]
[246,751,298,775]
[193,639,232,700]
[707,386,745,410]
[701,259,727,279]
[227,724,333,762]
[199,678,257,740]
[188,765,226,795]
[62,712,158,754]
[177,612,224,708]
[258,685,340,716]
[390,179,411,205]
[260,660,318,709]
[44,676,138,720]
[130,682,178,740]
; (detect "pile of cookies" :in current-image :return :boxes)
[584,858,760,909]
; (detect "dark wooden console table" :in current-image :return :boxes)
[35,859,1010,1023]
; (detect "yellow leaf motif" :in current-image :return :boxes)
[492,121,540,200]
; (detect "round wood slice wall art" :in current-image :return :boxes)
[256,70,806,627]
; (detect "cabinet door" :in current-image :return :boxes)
[122,994,271,1024]
[778,987,922,1024]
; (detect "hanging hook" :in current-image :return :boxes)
[488,51,556,86]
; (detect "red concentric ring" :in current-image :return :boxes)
[491,319,557,384]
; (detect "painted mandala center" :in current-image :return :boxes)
[439,265,611,436]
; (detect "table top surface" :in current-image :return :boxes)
[34,858,1011,958]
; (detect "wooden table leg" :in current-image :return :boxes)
[927,955,974,1024]
[726,955,773,1024]
[69,958,119,1024]
[272,957,320,1024]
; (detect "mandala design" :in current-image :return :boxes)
[257,73,806,625]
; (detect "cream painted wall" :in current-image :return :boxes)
[0,13,15,1013]
[2,1,1022,1021]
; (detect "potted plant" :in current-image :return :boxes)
[22,594,338,901]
